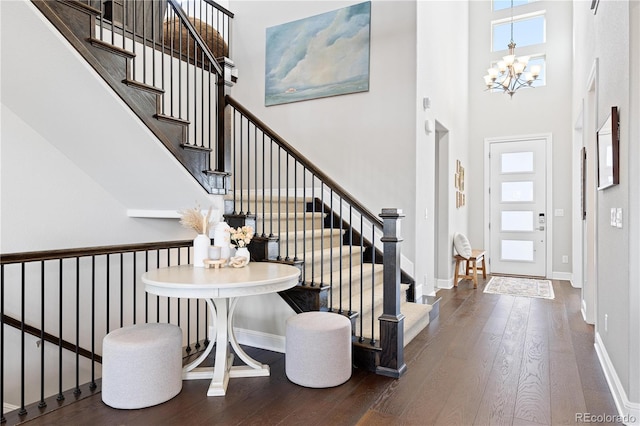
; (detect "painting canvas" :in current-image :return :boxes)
[265,2,371,106]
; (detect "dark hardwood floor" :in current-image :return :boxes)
[8,277,620,425]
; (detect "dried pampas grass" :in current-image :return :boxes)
[178,204,215,235]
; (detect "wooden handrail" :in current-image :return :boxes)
[0,240,193,264]
[225,95,384,230]
[199,0,235,18]
[1,314,101,363]
[167,0,224,76]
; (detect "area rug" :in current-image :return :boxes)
[483,276,555,299]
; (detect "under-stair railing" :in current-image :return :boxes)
[225,96,408,377]
[0,241,209,424]
[84,0,231,170]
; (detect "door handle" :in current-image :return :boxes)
[538,226,545,231]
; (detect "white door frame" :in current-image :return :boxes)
[434,122,451,289]
[484,133,553,278]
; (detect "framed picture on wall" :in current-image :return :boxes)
[597,106,620,190]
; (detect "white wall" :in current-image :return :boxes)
[572,0,639,418]
[467,0,574,279]
[228,0,418,259]
[416,0,470,293]
[0,1,222,254]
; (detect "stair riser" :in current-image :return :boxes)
[229,198,311,215]
[304,265,383,292]
[302,250,366,277]
[256,216,325,235]
[279,233,343,258]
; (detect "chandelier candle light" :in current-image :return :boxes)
[484,0,541,97]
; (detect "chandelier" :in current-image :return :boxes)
[483,0,541,98]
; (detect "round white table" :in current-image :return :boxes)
[142,262,300,396]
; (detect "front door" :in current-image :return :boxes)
[489,139,547,277]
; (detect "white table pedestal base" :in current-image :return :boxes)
[181,297,270,396]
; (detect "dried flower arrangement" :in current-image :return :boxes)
[178,204,215,235]
[228,226,254,248]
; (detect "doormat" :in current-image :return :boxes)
[483,276,554,300]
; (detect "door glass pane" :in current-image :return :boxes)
[501,239,534,261]
[501,211,534,231]
[501,181,534,202]
[501,151,534,173]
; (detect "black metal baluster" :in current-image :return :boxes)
[156,251,160,323]
[122,0,127,51]
[339,197,344,314]
[74,257,81,396]
[348,206,353,316]
[269,138,274,237]
[39,261,47,408]
[106,254,110,333]
[261,133,266,237]
[90,257,96,390]
[310,175,315,286]
[152,0,156,88]
[277,146,282,260]
[19,263,26,415]
[370,226,376,345]
[57,259,64,401]
[285,154,290,261]
[120,253,124,328]
[293,159,298,261]
[303,169,307,268]
[320,182,324,290]
[131,0,136,79]
[133,252,137,324]
[231,109,237,214]
[329,188,334,309]
[254,126,258,221]
[167,249,171,322]
[239,115,244,214]
[359,216,364,339]
[142,0,146,85]
[145,251,149,323]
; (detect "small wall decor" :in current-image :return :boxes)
[455,160,466,208]
[265,2,371,106]
[597,106,619,190]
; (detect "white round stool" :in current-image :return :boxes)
[285,311,352,388]
[102,323,183,409]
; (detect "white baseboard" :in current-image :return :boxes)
[436,278,453,290]
[3,403,19,413]
[233,327,285,353]
[552,271,572,281]
[594,332,640,425]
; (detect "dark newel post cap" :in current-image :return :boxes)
[379,208,405,218]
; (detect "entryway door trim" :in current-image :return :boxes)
[483,133,553,278]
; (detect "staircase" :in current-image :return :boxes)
[30,0,434,375]
[231,193,432,346]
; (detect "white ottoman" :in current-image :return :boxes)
[285,311,352,388]
[102,323,183,409]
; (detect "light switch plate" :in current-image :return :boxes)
[611,208,617,226]
[616,208,623,228]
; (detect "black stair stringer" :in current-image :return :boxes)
[32,0,218,194]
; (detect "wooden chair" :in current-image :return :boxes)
[454,249,486,289]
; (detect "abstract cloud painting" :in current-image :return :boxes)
[265,2,371,106]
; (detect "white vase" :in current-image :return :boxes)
[193,234,210,267]
[235,247,250,264]
[213,221,231,259]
